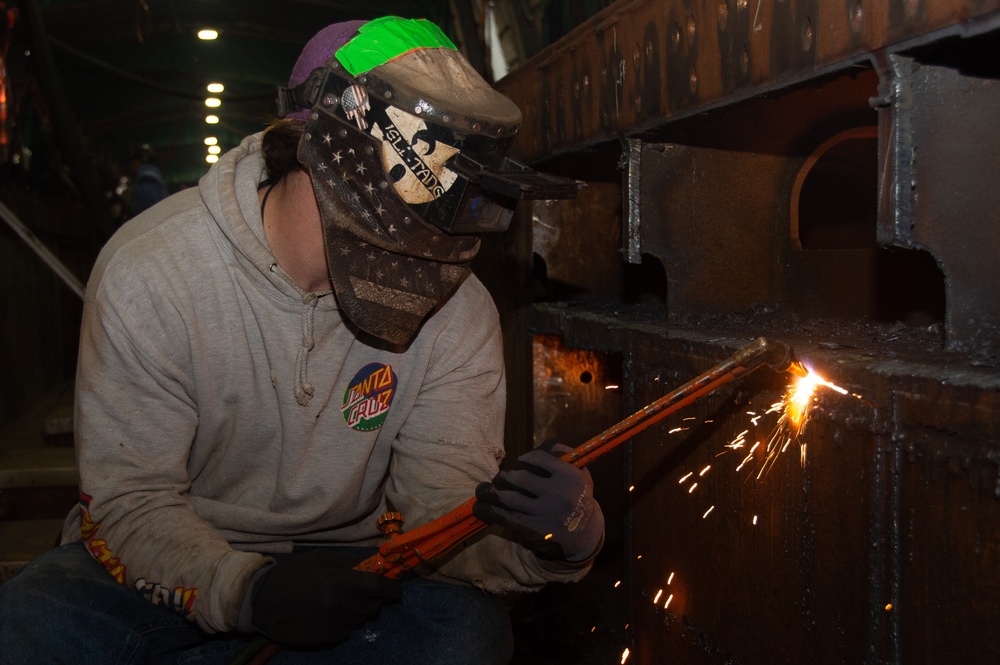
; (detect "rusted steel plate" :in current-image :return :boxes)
[531,321,1000,664]
[877,54,1000,362]
[532,184,624,302]
[623,337,882,664]
[498,0,1000,161]
[632,67,887,321]
[877,363,1000,665]
[525,335,628,664]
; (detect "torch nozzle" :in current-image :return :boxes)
[761,339,808,377]
[734,337,806,376]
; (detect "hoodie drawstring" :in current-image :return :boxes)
[294,292,317,406]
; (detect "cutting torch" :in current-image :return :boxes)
[232,336,805,665]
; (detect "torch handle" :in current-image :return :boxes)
[563,336,792,468]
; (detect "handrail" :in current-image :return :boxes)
[0,198,86,300]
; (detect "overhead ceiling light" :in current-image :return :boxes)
[205,97,221,108]
[198,29,219,41]
[205,115,220,124]
[206,82,225,94]
[206,154,220,164]
[204,137,218,146]
[207,145,221,155]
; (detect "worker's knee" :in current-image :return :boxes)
[0,542,203,664]
[343,577,513,665]
[408,579,513,665]
[0,544,82,625]
[0,544,96,661]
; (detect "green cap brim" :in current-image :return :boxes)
[335,16,457,76]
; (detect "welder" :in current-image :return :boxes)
[0,17,603,664]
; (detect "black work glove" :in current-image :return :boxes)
[249,549,402,647]
[474,442,604,562]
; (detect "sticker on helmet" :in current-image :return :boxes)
[341,85,370,130]
[370,106,459,204]
[342,362,397,431]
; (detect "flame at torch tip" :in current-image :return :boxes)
[785,372,820,434]
[785,367,846,434]
[787,360,809,378]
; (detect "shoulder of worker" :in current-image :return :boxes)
[86,133,268,309]
[85,188,207,303]
[416,271,502,358]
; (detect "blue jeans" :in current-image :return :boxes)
[0,542,513,665]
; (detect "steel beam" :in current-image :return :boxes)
[497,0,1000,162]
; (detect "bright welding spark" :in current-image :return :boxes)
[628,485,635,492]
[664,593,674,609]
[726,429,749,451]
[614,580,621,588]
[667,572,675,585]
[653,589,663,604]
[669,427,689,434]
[664,362,861,527]
[684,416,696,421]
[621,647,631,664]
[749,367,848,478]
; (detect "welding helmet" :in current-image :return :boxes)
[277,17,580,345]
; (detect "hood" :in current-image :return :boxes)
[198,132,335,307]
[198,133,336,406]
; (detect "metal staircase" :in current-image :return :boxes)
[0,382,79,583]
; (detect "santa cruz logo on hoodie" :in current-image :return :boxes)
[342,362,397,431]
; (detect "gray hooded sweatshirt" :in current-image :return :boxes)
[62,133,590,633]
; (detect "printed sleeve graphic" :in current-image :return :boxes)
[78,491,199,620]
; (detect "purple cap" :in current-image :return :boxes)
[286,20,368,120]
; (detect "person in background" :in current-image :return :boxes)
[127,143,168,217]
[0,16,603,665]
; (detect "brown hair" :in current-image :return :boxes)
[261,118,306,182]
